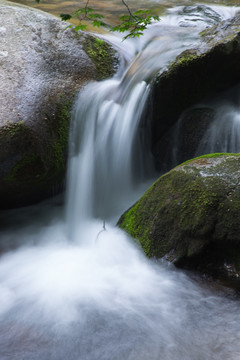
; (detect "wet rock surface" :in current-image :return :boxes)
[0,0,117,208]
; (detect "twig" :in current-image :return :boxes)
[121,0,134,17]
[96,219,106,242]
[84,0,90,18]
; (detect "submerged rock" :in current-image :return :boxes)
[0,0,117,208]
[151,13,240,157]
[118,153,240,283]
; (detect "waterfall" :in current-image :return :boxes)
[164,87,240,167]
[197,100,240,155]
[65,3,221,237]
[1,5,240,360]
[66,4,240,234]
[66,78,153,237]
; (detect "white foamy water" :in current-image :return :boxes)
[1,4,240,360]
[1,209,240,360]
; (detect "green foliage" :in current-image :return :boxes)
[60,14,72,21]
[111,10,160,40]
[59,0,160,40]
[62,5,107,33]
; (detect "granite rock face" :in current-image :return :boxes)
[0,0,117,208]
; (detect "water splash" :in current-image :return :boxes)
[1,216,240,360]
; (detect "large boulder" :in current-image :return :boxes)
[118,153,240,283]
[0,0,117,208]
[150,13,240,158]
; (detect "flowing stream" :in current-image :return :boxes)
[1,4,240,360]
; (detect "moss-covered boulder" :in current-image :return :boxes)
[151,13,240,156]
[0,0,118,208]
[118,153,240,283]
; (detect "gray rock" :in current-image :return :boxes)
[0,0,117,208]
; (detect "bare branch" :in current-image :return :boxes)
[121,0,134,17]
[84,0,90,18]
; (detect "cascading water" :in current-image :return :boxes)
[1,4,240,360]
[66,3,235,231]
[196,86,240,155]
[161,85,240,169]
[65,7,211,237]
[66,78,153,235]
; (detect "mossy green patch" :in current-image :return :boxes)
[119,202,152,256]
[2,100,71,184]
[5,153,44,182]
[83,35,117,80]
[0,120,36,179]
[171,50,199,68]
[176,152,239,167]
[0,96,72,208]
[50,99,72,172]
[0,121,31,143]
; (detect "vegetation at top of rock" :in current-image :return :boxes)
[178,152,240,167]
[82,36,117,80]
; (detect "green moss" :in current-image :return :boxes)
[0,121,30,141]
[200,21,239,45]
[119,202,152,256]
[119,154,240,263]
[83,35,117,80]
[1,98,72,189]
[118,178,175,258]
[177,152,239,167]
[0,121,39,181]
[199,25,217,38]
[5,153,43,182]
[176,53,198,66]
[50,100,72,172]
[168,50,199,72]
